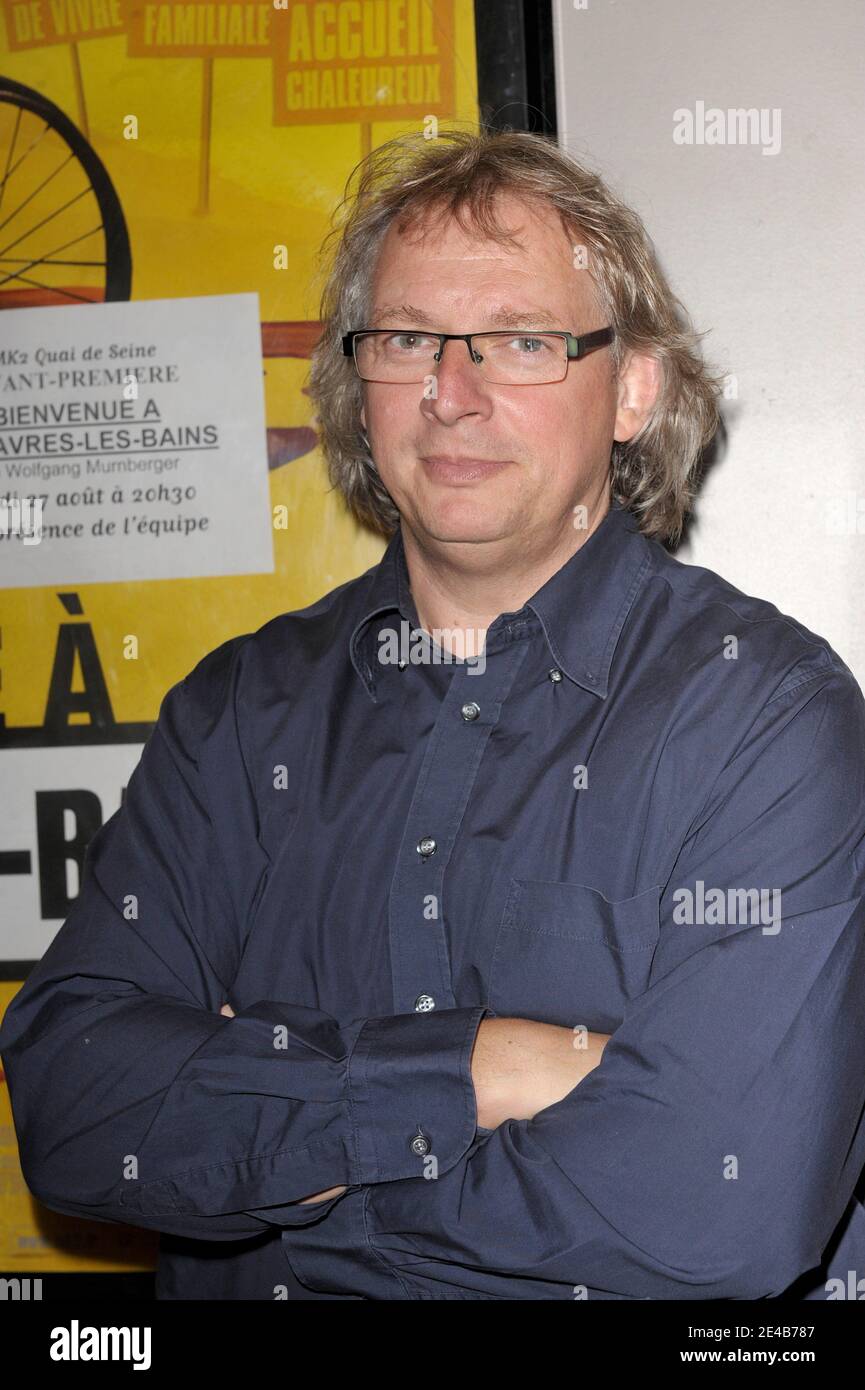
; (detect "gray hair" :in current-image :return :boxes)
[308,127,725,546]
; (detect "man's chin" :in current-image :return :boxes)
[415,519,513,546]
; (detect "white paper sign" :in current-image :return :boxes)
[0,292,274,587]
[0,743,144,961]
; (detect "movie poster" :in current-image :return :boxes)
[0,0,479,1275]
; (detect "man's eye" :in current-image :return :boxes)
[497,334,545,353]
[387,334,428,351]
[509,336,548,353]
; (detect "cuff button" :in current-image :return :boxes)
[409,1128,431,1156]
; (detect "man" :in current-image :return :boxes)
[3,129,865,1301]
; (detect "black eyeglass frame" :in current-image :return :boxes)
[341,326,616,382]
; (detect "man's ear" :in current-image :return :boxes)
[614,351,662,442]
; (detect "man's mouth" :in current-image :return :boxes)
[420,455,513,484]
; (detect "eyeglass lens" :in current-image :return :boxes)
[354,332,568,384]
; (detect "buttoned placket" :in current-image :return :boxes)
[384,624,532,1017]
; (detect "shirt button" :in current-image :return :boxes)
[548,668,563,683]
[460,701,481,721]
[417,836,437,859]
[414,993,436,1012]
[410,1129,431,1156]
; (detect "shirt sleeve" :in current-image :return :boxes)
[285,665,865,1299]
[0,651,486,1242]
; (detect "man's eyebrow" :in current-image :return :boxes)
[367,303,569,330]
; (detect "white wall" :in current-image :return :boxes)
[553,0,865,683]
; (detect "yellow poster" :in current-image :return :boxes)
[0,0,479,1273]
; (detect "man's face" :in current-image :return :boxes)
[359,192,623,555]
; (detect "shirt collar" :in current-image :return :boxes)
[349,499,654,702]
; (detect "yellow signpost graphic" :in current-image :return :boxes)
[0,0,480,1275]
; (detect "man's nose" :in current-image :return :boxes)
[427,338,491,412]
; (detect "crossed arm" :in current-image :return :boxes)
[3,661,865,1298]
[219,1001,611,1206]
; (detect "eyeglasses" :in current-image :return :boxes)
[341,327,615,385]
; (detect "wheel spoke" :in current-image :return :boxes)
[0,150,76,235]
[0,105,22,216]
[0,116,54,197]
[0,223,104,289]
[0,267,102,303]
[0,256,105,266]
[0,185,94,259]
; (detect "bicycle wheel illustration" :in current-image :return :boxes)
[0,75,131,309]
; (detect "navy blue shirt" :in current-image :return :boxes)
[3,499,865,1300]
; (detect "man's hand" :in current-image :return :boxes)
[471,1017,610,1129]
[218,1003,608,1195]
[218,1002,348,1206]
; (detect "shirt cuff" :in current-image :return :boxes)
[244,1183,362,1228]
[347,1005,488,1184]
[280,1120,501,1297]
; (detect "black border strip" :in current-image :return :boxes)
[0,961,36,980]
[474,0,557,135]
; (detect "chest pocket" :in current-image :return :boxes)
[487,879,663,1033]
